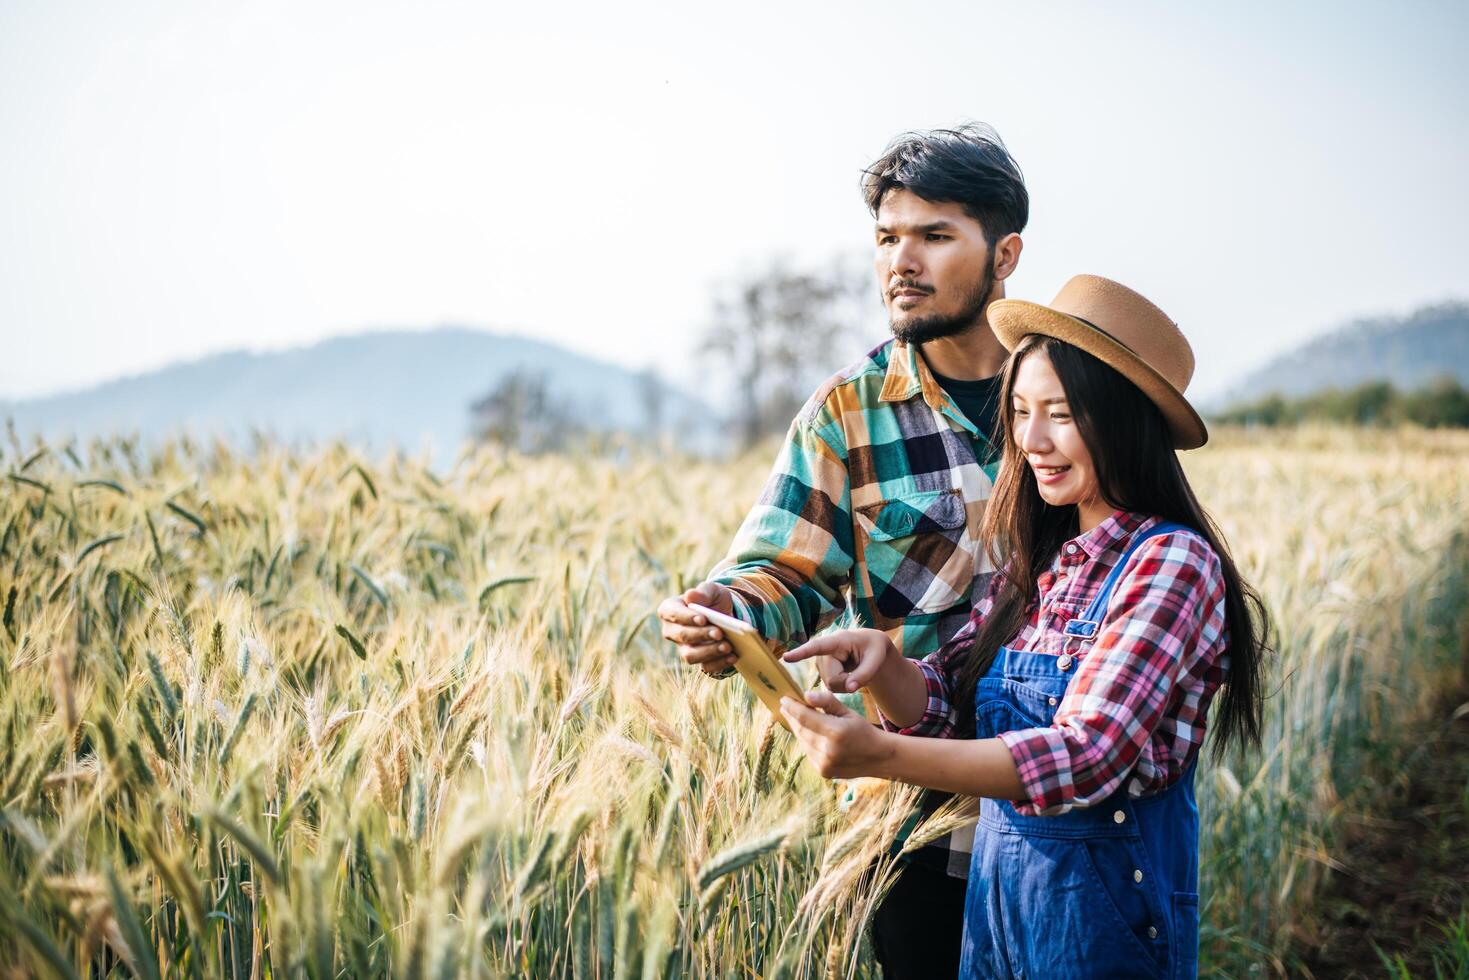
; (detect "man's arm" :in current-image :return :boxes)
[707,413,855,650]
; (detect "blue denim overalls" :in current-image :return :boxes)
[960,522,1201,980]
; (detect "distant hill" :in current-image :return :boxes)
[1218,301,1469,408]
[2,328,718,461]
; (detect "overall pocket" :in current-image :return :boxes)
[1171,891,1200,979]
[995,835,1165,980]
[996,674,1068,728]
[853,487,973,617]
[975,689,1050,738]
[1080,835,1170,975]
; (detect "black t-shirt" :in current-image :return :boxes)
[931,370,1003,459]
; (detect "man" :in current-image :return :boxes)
[658,123,1027,978]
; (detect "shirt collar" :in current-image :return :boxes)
[879,340,979,435]
[1061,510,1149,565]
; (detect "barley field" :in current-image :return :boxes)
[1,428,1466,978]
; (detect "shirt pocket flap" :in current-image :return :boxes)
[855,488,966,542]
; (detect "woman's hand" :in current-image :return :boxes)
[779,690,893,779]
[782,628,895,694]
[785,691,1028,799]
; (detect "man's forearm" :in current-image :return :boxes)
[870,730,1026,800]
[713,565,837,649]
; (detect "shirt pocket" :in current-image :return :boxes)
[1037,598,1099,657]
[853,487,975,618]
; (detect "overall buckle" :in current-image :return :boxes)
[1063,619,1098,638]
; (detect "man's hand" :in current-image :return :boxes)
[779,690,893,779]
[657,582,738,676]
[783,628,895,694]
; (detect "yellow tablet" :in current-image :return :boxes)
[688,603,808,730]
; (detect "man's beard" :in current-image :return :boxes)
[889,264,995,346]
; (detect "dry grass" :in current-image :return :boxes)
[0,426,1466,977]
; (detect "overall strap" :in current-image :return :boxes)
[1062,521,1193,640]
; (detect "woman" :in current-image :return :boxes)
[778,275,1269,979]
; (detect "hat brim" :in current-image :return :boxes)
[988,299,1209,450]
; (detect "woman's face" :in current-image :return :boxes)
[1010,348,1112,531]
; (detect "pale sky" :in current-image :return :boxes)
[3,0,1466,404]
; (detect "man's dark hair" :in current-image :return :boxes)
[862,123,1029,245]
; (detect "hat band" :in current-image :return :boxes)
[1067,314,1136,354]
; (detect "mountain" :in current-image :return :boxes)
[3,328,717,461]
[1218,301,1469,408]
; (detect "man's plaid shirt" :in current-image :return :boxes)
[708,337,1000,877]
[709,337,1001,657]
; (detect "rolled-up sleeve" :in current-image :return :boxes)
[998,533,1226,816]
[707,413,855,651]
[882,657,959,737]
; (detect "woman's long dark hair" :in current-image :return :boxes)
[952,335,1270,757]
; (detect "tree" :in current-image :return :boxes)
[634,364,666,447]
[468,369,582,453]
[1398,375,1469,427]
[1212,376,1469,429]
[702,257,879,451]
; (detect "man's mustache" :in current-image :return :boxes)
[888,280,935,298]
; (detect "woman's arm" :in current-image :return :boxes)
[866,643,933,729]
[783,573,1003,733]
[779,690,1025,799]
[780,629,933,728]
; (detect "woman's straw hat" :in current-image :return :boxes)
[987,275,1209,449]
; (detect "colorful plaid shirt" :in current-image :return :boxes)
[708,338,1001,657]
[885,510,1230,817]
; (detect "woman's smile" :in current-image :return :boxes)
[1031,462,1072,485]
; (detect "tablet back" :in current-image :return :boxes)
[688,603,807,730]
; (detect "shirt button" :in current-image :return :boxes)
[1133,869,1144,884]
[1147,926,1158,940]
[1056,654,1074,672]
[1047,697,1058,706]
[1113,810,1126,824]
[1065,544,1078,554]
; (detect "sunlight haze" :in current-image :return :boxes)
[3,0,1465,404]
